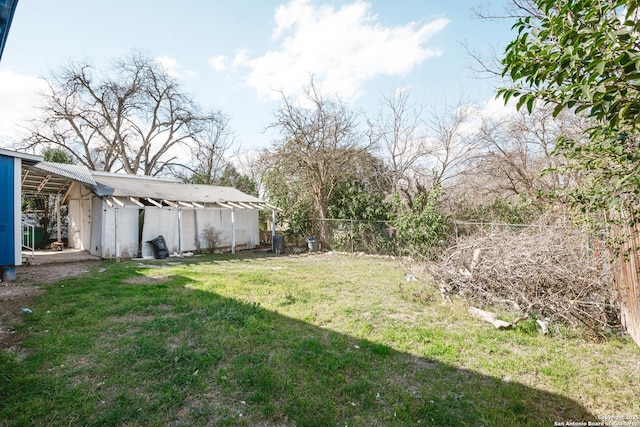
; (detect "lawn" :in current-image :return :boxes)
[1,252,639,426]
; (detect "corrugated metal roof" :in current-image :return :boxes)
[22,162,96,196]
[33,162,97,186]
[91,171,266,206]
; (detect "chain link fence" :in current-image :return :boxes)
[266,217,603,258]
[316,219,395,254]
[264,219,396,254]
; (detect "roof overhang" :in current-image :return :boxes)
[22,162,96,197]
[18,162,281,211]
[103,195,277,210]
[0,0,19,61]
[0,148,42,165]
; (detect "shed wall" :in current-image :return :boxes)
[67,182,260,259]
[141,207,259,256]
[90,197,103,255]
[0,155,18,266]
[101,205,140,259]
[81,203,259,259]
[67,184,97,253]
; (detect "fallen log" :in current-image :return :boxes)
[468,306,529,329]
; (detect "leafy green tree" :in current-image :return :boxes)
[42,147,74,164]
[261,164,315,238]
[328,179,389,221]
[216,164,258,197]
[499,0,640,218]
[392,186,451,259]
[189,164,258,197]
[327,178,392,253]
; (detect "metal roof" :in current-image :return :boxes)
[34,162,96,186]
[17,160,275,210]
[91,171,273,210]
[21,162,96,196]
[0,0,19,61]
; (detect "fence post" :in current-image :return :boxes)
[350,219,354,253]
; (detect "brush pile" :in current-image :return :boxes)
[430,220,619,335]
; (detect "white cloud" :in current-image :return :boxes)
[479,96,518,122]
[240,0,449,102]
[207,54,228,72]
[232,49,251,70]
[155,55,198,78]
[0,69,47,143]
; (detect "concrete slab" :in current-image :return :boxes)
[21,249,101,265]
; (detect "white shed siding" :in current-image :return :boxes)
[68,186,99,254]
[90,197,103,255]
[141,208,179,257]
[141,207,259,255]
[67,184,92,251]
[67,177,263,259]
[101,205,139,259]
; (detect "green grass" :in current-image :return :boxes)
[1,253,639,426]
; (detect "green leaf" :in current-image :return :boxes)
[552,102,565,117]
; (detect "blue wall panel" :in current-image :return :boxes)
[0,154,15,266]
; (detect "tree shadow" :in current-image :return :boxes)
[1,270,597,427]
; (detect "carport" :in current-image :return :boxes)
[0,149,41,280]
[20,161,98,255]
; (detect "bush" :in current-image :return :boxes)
[201,225,223,253]
[391,187,452,259]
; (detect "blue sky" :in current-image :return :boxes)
[0,0,516,153]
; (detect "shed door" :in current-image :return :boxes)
[0,155,15,266]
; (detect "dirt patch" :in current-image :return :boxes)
[14,261,100,285]
[0,260,102,350]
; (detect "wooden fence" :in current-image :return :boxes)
[614,221,640,347]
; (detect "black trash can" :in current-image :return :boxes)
[148,235,169,259]
[272,235,285,254]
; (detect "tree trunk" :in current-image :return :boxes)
[317,202,330,250]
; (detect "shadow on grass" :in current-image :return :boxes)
[0,266,596,427]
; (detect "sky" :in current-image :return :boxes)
[0,0,517,156]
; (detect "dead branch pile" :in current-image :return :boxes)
[430,222,619,335]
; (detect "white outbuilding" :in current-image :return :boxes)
[63,169,273,259]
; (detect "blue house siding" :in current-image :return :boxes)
[0,154,15,266]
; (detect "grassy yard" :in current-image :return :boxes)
[1,252,639,426]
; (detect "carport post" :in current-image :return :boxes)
[231,207,236,255]
[178,208,183,256]
[55,194,62,244]
[115,207,120,262]
[271,209,276,250]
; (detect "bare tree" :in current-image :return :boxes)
[183,112,238,183]
[261,80,369,248]
[371,90,483,204]
[458,105,587,201]
[465,1,545,80]
[23,52,227,176]
[369,87,429,195]
[426,102,483,189]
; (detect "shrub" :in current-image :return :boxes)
[201,224,223,253]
